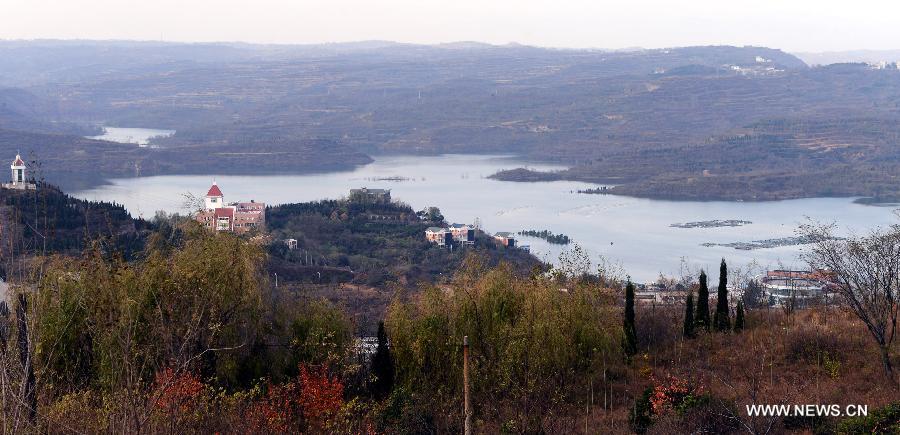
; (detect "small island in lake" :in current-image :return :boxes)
[518,229,571,245]
[671,219,752,228]
[701,235,836,250]
[577,186,612,194]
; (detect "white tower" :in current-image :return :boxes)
[205,181,224,211]
[10,154,25,186]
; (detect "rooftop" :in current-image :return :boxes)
[207,182,223,197]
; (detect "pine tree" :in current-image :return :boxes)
[695,270,711,331]
[623,281,638,358]
[734,301,745,333]
[714,259,731,332]
[683,291,695,339]
[370,321,395,399]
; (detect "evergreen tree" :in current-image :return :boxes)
[623,281,638,358]
[714,259,731,332]
[370,321,395,399]
[695,270,711,331]
[734,301,745,333]
[683,291,695,338]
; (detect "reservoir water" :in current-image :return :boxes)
[72,154,899,282]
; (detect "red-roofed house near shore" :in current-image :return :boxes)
[195,181,265,234]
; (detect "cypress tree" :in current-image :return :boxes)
[734,301,745,333]
[683,291,695,339]
[714,259,731,332]
[695,270,711,331]
[370,321,395,399]
[623,281,638,358]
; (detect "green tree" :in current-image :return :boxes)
[36,226,267,394]
[623,281,638,358]
[695,270,711,332]
[734,300,745,333]
[370,321,395,399]
[683,291,695,339]
[714,259,731,332]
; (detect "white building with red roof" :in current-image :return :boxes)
[195,181,265,234]
[2,154,36,190]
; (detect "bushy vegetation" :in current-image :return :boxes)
[1,224,358,432]
[0,223,896,433]
[386,257,621,432]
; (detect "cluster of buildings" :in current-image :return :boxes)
[194,181,266,234]
[759,269,832,303]
[425,223,476,247]
[424,224,528,251]
[630,269,835,307]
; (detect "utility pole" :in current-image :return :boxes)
[464,335,472,435]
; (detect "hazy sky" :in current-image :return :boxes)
[1,0,897,52]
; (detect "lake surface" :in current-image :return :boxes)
[88,127,175,147]
[72,154,899,282]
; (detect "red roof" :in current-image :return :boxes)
[214,208,234,218]
[12,155,24,166]
[206,183,223,197]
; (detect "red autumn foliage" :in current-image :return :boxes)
[243,381,300,433]
[241,364,345,432]
[297,364,344,423]
[649,374,701,415]
[152,368,204,416]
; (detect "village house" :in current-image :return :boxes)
[493,232,517,248]
[2,154,36,190]
[448,223,476,245]
[425,227,452,246]
[195,181,266,235]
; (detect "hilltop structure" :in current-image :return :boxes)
[349,187,391,204]
[195,181,265,234]
[2,154,36,190]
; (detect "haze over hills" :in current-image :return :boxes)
[1,40,899,199]
[794,49,900,66]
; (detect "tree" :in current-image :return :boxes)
[623,281,638,358]
[733,301,745,333]
[695,270,711,332]
[370,321,395,399]
[683,291,695,338]
[714,259,731,332]
[802,223,900,383]
[742,279,764,309]
[417,207,444,222]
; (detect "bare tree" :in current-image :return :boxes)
[801,223,899,384]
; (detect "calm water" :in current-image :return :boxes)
[73,154,899,282]
[88,127,175,147]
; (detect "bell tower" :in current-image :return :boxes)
[10,154,25,186]
[205,181,224,210]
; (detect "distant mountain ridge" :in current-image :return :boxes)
[4,41,900,201]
